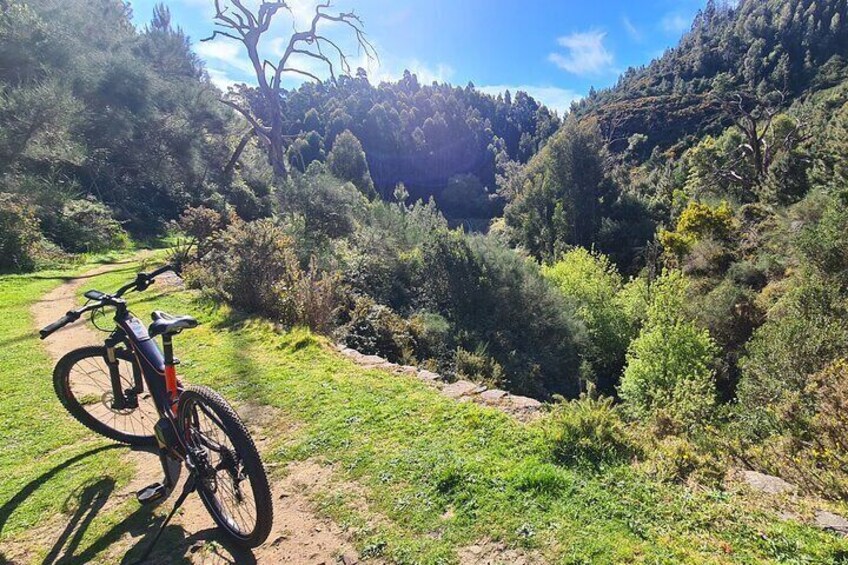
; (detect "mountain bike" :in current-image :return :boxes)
[39,265,273,558]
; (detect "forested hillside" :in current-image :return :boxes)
[574,0,848,156]
[274,76,560,218]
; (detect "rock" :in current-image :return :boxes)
[188,541,204,554]
[417,369,441,382]
[508,396,542,409]
[442,380,479,398]
[815,511,848,535]
[480,389,507,402]
[339,554,358,565]
[741,470,796,494]
[470,385,488,395]
[359,354,388,366]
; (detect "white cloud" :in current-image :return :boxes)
[206,67,240,90]
[548,30,614,75]
[370,60,455,85]
[622,16,642,42]
[660,13,691,35]
[477,85,582,115]
[195,40,255,75]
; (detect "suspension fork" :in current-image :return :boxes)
[105,335,132,410]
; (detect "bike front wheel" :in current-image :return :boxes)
[177,385,273,548]
[54,346,157,446]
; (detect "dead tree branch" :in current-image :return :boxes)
[203,1,377,177]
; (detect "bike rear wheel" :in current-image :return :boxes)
[54,346,157,446]
[177,385,273,548]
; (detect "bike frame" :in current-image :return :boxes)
[107,306,177,417]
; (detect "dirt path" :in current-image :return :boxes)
[29,258,359,565]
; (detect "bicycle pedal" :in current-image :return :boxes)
[136,483,169,505]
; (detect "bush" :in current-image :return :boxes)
[337,296,417,364]
[544,396,639,468]
[619,271,719,430]
[659,200,735,265]
[454,346,505,385]
[341,198,584,398]
[737,274,848,437]
[455,236,584,397]
[0,192,41,272]
[278,163,368,245]
[542,248,634,394]
[176,205,229,258]
[640,435,726,486]
[795,193,848,288]
[733,359,848,498]
[47,198,128,253]
[186,218,298,321]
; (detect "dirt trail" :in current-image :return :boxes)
[28,258,359,565]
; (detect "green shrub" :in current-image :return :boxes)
[542,248,635,394]
[186,218,300,321]
[0,192,41,272]
[619,271,719,430]
[278,163,368,245]
[737,275,848,439]
[639,435,726,486]
[176,205,230,258]
[337,295,416,364]
[739,359,848,498]
[47,198,128,253]
[795,193,848,288]
[454,347,505,386]
[544,396,638,468]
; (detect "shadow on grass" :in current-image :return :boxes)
[0,444,258,564]
[0,332,33,348]
[0,445,121,537]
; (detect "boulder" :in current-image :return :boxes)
[741,470,796,494]
[815,511,848,536]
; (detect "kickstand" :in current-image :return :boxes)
[134,473,196,564]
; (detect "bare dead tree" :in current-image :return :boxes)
[717,90,810,183]
[204,1,377,177]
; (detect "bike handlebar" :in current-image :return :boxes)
[38,311,81,339]
[39,264,176,340]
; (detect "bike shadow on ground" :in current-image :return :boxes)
[0,444,257,565]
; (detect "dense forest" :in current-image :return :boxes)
[4,0,848,500]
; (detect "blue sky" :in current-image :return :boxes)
[127,0,708,113]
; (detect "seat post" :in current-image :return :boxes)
[161,335,179,404]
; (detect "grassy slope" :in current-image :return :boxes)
[2,260,847,563]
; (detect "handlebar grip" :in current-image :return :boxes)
[39,311,80,340]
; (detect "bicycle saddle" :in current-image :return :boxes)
[149,310,198,337]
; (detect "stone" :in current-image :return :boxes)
[417,370,442,381]
[508,396,542,409]
[442,380,478,398]
[740,470,796,494]
[815,511,848,535]
[359,354,388,366]
[480,389,507,402]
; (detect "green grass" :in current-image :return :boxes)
[2,259,848,563]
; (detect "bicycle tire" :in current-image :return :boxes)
[177,385,273,548]
[53,346,157,447]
